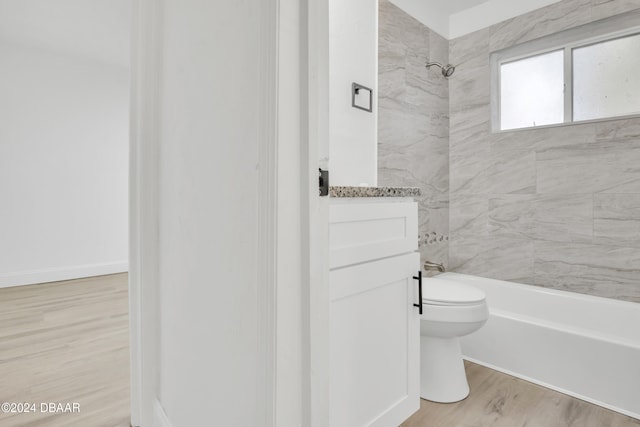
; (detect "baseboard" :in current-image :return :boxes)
[153,399,174,427]
[0,261,129,288]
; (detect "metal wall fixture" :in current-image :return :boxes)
[423,260,446,273]
[352,82,373,112]
[425,61,456,78]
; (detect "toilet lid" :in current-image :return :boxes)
[422,278,486,305]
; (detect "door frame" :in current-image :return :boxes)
[129,0,161,425]
[129,0,330,425]
[304,0,331,425]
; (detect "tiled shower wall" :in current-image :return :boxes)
[448,0,640,302]
[378,0,450,272]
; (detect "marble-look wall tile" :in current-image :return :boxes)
[594,194,640,248]
[534,241,640,302]
[419,198,449,239]
[591,0,640,21]
[490,122,597,151]
[488,149,536,194]
[378,51,406,103]
[449,28,490,74]
[429,30,449,63]
[448,27,492,194]
[406,53,444,112]
[449,146,490,195]
[379,0,449,269]
[378,0,420,44]
[449,64,490,113]
[420,197,449,238]
[535,194,594,243]
[449,0,640,303]
[488,195,536,239]
[450,104,491,151]
[450,194,488,239]
[418,196,450,270]
[421,197,449,232]
[537,141,640,193]
[489,0,592,51]
[379,138,448,185]
[449,236,486,274]
[449,29,491,112]
[450,236,536,283]
[595,118,640,141]
[420,245,449,277]
[408,42,448,115]
[484,237,536,283]
[378,103,430,146]
[450,105,491,195]
[378,113,449,191]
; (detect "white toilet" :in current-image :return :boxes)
[419,277,488,403]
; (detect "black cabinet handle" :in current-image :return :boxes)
[413,271,423,315]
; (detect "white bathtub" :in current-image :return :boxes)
[434,272,640,420]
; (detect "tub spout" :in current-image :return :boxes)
[424,260,446,273]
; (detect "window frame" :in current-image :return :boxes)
[490,10,640,132]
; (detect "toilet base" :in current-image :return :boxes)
[420,336,470,403]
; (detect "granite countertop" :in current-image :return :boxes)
[329,186,421,198]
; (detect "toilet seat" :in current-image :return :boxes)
[422,278,486,306]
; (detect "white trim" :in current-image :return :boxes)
[276,0,310,423]
[257,0,278,425]
[305,0,331,425]
[152,399,174,427]
[128,1,142,425]
[0,261,128,288]
[129,0,161,425]
[563,46,573,123]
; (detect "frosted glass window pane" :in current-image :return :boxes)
[573,33,640,121]
[500,50,564,130]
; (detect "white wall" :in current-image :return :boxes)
[155,0,263,425]
[388,0,459,38]
[0,0,130,68]
[0,39,129,287]
[329,0,378,186]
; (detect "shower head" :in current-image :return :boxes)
[425,61,456,78]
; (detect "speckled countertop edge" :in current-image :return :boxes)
[329,186,421,198]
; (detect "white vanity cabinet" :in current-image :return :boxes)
[329,198,420,427]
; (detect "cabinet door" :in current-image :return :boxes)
[330,253,420,427]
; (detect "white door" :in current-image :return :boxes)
[130,0,330,426]
[330,253,420,427]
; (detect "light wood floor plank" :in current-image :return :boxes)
[3,274,639,427]
[402,360,640,427]
[0,274,130,427]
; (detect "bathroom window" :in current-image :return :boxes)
[573,34,640,121]
[491,14,640,131]
[500,50,564,130]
